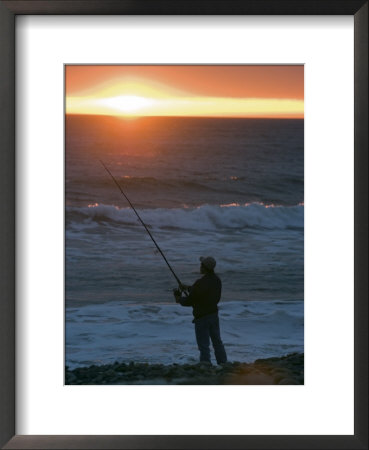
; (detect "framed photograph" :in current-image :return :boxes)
[64,64,305,386]
[0,1,367,449]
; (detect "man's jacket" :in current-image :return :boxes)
[179,272,222,319]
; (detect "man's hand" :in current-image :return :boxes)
[179,283,189,293]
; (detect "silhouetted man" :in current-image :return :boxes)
[174,256,227,365]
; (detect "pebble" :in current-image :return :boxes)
[65,352,304,385]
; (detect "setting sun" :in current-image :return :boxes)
[97,95,156,114]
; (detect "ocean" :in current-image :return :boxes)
[65,115,304,368]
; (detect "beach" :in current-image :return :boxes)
[66,352,304,385]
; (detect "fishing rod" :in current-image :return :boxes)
[100,160,187,293]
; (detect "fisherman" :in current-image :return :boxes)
[101,163,228,364]
[174,257,227,365]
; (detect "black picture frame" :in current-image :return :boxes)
[0,1,367,449]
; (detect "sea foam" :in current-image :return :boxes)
[66,202,304,232]
[66,299,304,368]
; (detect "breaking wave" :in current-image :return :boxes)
[66,202,304,232]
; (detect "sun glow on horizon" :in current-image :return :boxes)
[97,95,156,114]
[66,71,304,119]
[66,93,304,118]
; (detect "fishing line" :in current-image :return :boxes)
[100,160,187,293]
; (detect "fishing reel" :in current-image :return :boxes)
[173,284,189,302]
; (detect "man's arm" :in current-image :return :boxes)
[174,281,200,306]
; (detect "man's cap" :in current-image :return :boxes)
[200,256,216,270]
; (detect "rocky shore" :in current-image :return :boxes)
[66,352,304,385]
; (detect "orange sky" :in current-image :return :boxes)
[65,65,304,118]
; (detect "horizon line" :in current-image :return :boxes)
[65,112,304,120]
